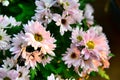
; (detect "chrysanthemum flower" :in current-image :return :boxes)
[58,0,79,10]
[53,13,72,35]
[41,55,53,66]
[2,57,17,70]
[0,15,21,29]
[32,10,53,26]
[83,26,110,68]
[10,31,26,55]
[16,65,30,80]
[62,44,81,68]
[0,29,11,50]
[24,21,56,56]
[71,27,84,45]
[35,0,56,12]
[0,68,19,80]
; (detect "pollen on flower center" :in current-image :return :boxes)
[61,19,66,25]
[34,34,43,42]
[77,36,82,42]
[86,41,95,49]
[65,2,69,6]
[0,35,2,40]
[3,77,11,80]
[71,52,77,59]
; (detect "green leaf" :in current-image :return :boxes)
[108,53,115,57]
[30,68,37,80]
[98,68,110,80]
[16,3,35,23]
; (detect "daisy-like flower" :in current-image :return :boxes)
[10,31,27,60]
[35,0,56,12]
[0,15,21,29]
[2,57,16,70]
[84,4,94,25]
[53,13,72,35]
[41,55,53,66]
[62,44,81,68]
[16,65,30,80]
[0,68,19,80]
[32,10,52,26]
[83,26,110,68]
[0,29,11,50]
[71,27,84,45]
[23,21,56,56]
[64,8,84,23]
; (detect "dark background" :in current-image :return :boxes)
[91,0,120,80]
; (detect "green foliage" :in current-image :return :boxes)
[30,68,37,80]
[108,53,115,57]
[98,68,110,80]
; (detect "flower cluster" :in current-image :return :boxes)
[62,26,110,77]
[0,0,112,80]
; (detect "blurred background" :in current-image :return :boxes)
[91,0,120,80]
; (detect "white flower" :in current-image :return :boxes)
[0,29,11,50]
[35,0,56,12]
[0,15,21,29]
[1,0,9,6]
[2,57,16,70]
[32,10,52,26]
[16,65,30,80]
[47,73,56,80]
[84,4,94,25]
[53,13,72,35]
[71,27,84,45]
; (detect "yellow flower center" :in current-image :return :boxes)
[34,34,43,42]
[65,2,69,6]
[0,35,2,40]
[86,41,95,49]
[77,36,82,42]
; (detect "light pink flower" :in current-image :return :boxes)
[0,68,19,80]
[62,44,81,68]
[32,10,52,26]
[64,8,84,23]
[23,21,56,56]
[16,65,30,80]
[10,31,26,55]
[58,0,79,10]
[35,0,56,12]
[83,26,110,68]
[24,50,42,68]
[2,57,17,70]
[53,13,72,35]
